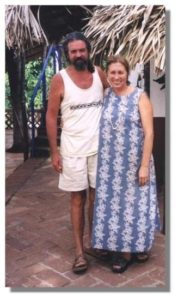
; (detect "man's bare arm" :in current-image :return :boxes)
[46,74,63,172]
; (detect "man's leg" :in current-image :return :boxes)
[71,190,86,257]
[88,187,95,245]
[87,154,97,246]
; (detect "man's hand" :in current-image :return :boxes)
[51,152,62,173]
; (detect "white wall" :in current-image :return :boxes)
[129,60,165,117]
[150,59,165,117]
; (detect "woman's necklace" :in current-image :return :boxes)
[109,115,120,130]
[108,94,127,130]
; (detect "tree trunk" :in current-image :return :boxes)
[6,48,29,159]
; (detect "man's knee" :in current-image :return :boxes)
[71,190,87,207]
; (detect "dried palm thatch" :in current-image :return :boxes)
[5,5,48,54]
[84,5,165,74]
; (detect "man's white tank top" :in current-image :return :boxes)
[59,67,103,157]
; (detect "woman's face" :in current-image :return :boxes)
[107,62,128,89]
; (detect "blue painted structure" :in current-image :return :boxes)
[30,44,63,157]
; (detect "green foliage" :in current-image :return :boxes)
[25,57,54,109]
[5,56,54,110]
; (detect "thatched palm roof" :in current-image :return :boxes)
[5,5,93,56]
[5,5,93,61]
[84,5,165,74]
[5,5,47,53]
[5,5,165,74]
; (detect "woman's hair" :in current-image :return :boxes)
[62,31,94,73]
[106,55,130,76]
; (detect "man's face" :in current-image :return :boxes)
[67,40,89,71]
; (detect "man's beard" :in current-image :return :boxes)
[72,58,88,71]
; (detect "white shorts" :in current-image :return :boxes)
[58,154,98,191]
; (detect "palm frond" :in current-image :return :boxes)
[5,5,48,53]
[84,5,165,74]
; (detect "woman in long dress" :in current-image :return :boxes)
[92,55,161,273]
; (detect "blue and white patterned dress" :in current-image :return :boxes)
[92,87,160,253]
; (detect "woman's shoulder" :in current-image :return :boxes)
[134,87,145,99]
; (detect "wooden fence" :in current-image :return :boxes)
[5,109,43,129]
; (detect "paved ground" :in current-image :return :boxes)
[5,130,168,291]
[5,130,24,179]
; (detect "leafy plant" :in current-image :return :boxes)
[5,56,54,110]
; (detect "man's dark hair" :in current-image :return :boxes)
[63,31,94,73]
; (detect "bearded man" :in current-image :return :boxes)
[46,32,108,274]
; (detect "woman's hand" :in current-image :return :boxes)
[51,152,62,173]
[138,166,149,186]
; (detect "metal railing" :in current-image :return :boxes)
[30,44,63,157]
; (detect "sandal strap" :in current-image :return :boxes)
[75,254,85,261]
[72,254,88,274]
[74,254,87,266]
[112,255,132,273]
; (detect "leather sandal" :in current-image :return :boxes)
[72,254,88,274]
[111,253,132,273]
[132,252,149,263]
